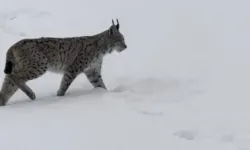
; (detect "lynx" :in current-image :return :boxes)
[0,19,127,106]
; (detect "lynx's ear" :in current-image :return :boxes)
[109,19,119,35]
[116,18,119,30]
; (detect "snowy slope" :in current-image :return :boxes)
[0,0,250,149]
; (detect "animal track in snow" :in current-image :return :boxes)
[173,129,206,141]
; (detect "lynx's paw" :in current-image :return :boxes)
[57,90,65,96]
[27,92,36,100]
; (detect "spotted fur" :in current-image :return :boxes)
[0,19,127,106]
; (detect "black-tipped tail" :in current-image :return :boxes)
[4,61,12,74]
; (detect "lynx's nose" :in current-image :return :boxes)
[124,45,127,49]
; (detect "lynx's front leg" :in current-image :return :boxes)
[57,71,78,96]
[85,67,107,90]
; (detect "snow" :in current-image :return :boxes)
[0,0,250,149]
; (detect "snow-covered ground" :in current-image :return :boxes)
[0,0,250,149]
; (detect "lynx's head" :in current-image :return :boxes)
[107,19,127,53]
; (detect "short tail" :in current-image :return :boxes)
[4,61,12,74]
[4,50,14,74]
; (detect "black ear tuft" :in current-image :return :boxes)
[116,18,119,30]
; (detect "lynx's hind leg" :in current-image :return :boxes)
[8,74,36,100]
[11,57,48,100]
[0,76,19,106]
[2,50,49,103]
